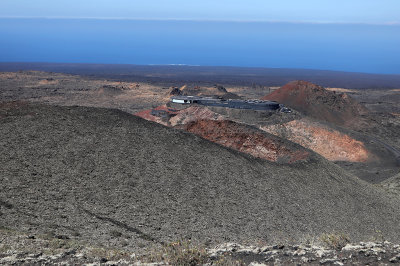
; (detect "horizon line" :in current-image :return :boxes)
[1,16,399,26]
[1,61,400,76]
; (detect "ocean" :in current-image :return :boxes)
[0,18,399,74]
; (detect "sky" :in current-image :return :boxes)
[1,0,400,24]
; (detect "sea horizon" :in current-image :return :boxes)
[1,18,399,75]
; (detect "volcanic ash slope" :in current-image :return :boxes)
[381,172,400,196]
[1,103,400,250]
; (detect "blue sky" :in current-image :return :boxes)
[1,0,399,24]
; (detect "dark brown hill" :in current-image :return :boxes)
[262,80,368,128]
[1,102,400,251]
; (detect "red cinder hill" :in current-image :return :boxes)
[184,119,311,163]
[262,80,368,128]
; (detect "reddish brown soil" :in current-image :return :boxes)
[134,105,223,126]
[184,119,310,163]
[134,105,176,126]
[169,106,225,126]
[261,118,372,162]
[136,106,310,163]
[137,103,372,163]
[262,80,368,128]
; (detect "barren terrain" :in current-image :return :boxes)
[1,65,400,264]
[1,103,400,252]
[1,70,399,181]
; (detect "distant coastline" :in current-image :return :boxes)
[1,62,400,89]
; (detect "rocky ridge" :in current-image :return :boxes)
[1,228,400,265]
[208,241,400,265]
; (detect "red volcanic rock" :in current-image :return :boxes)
[261,118,372,162]
[136,106,311,163]
[262,80,368,128]
[184,119,310,163]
